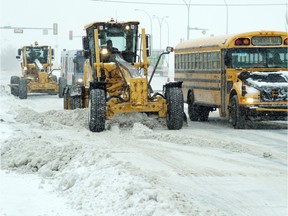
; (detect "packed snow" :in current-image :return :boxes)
[0,70,287,216]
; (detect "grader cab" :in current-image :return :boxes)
[10,42,60,99]
[64,19,184,132]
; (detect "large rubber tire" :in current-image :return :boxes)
[10,76,20,96]
[19,78,28,99]
[187,90,199,121]
[166,87,184,130]
[70,96,83,109]
[89,89,106,132]
[58,77,67,98]
[52,75,57,82]
[229,95,245,129]
[199,106,210,121]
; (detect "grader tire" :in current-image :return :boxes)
[58,77,67,98]
[166,87,184,130]
[10,76,20,96]
[52,75,57,83]
[70,96,83,109]
[19,78,28,99]
[89,89,106,132]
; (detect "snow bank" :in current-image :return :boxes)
[1,75,287,216]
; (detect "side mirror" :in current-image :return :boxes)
[51,49,54,56]
[17,49,22,56]
[166,47,174,53]
[83,50,91,58]
[145,34,151,57]
[16,56,20,59]
[82,36,89,50]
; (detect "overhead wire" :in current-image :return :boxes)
[91,0,286,7]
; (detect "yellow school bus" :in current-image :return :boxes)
[174,31,288,128]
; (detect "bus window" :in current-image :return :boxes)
[267,48,287,67]
[228,48,287,68]
[191,53,195,69]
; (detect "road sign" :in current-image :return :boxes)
[14,28,23,33]
[69,30,73,40]
[53,23,58,35]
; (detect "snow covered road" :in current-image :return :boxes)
[0,71,287,216]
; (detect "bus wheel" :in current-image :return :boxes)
[187,90,199,121]
[19,78,28,99]
[229,95,245,129]
[88,89,106,132]
[166,87,184,130]
[199,107,209,121]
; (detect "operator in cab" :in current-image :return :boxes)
[107,39,118,53]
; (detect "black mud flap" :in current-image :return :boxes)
[63,85,84,110]
[163,81,183,99]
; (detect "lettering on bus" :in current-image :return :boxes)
[251,36,282,46]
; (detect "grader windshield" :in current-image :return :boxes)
[84,20,139,63]
[25,46,49,64]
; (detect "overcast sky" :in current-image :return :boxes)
[1,0,287,66]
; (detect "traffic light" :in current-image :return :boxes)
[53,23,58,35]
[69,30,73,40]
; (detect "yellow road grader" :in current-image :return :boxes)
[10,42,62,99]
[63,19,184,132]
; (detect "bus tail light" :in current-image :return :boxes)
[284,38,288,45]
[235,38,250,46]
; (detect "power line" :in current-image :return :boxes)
[91,0,286,6]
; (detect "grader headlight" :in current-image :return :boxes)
[77,78,83,83]
[101,48,109,55]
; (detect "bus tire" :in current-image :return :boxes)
[19,78,28,99]
[58,77,67,98]
[229,95,245,129]
[166,87,184,130]
[89,89,106,132]
[187,90,199,121]
[199,107,209,121]
[10,76,20,96]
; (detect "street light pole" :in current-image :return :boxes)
[224,0,229,34]
[153,15,168,50]
[135,9,153,50]
[183,0,192,40]
[161,18,170,72]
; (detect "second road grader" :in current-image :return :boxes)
[10,42,61,99]
[63,18,184,132]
